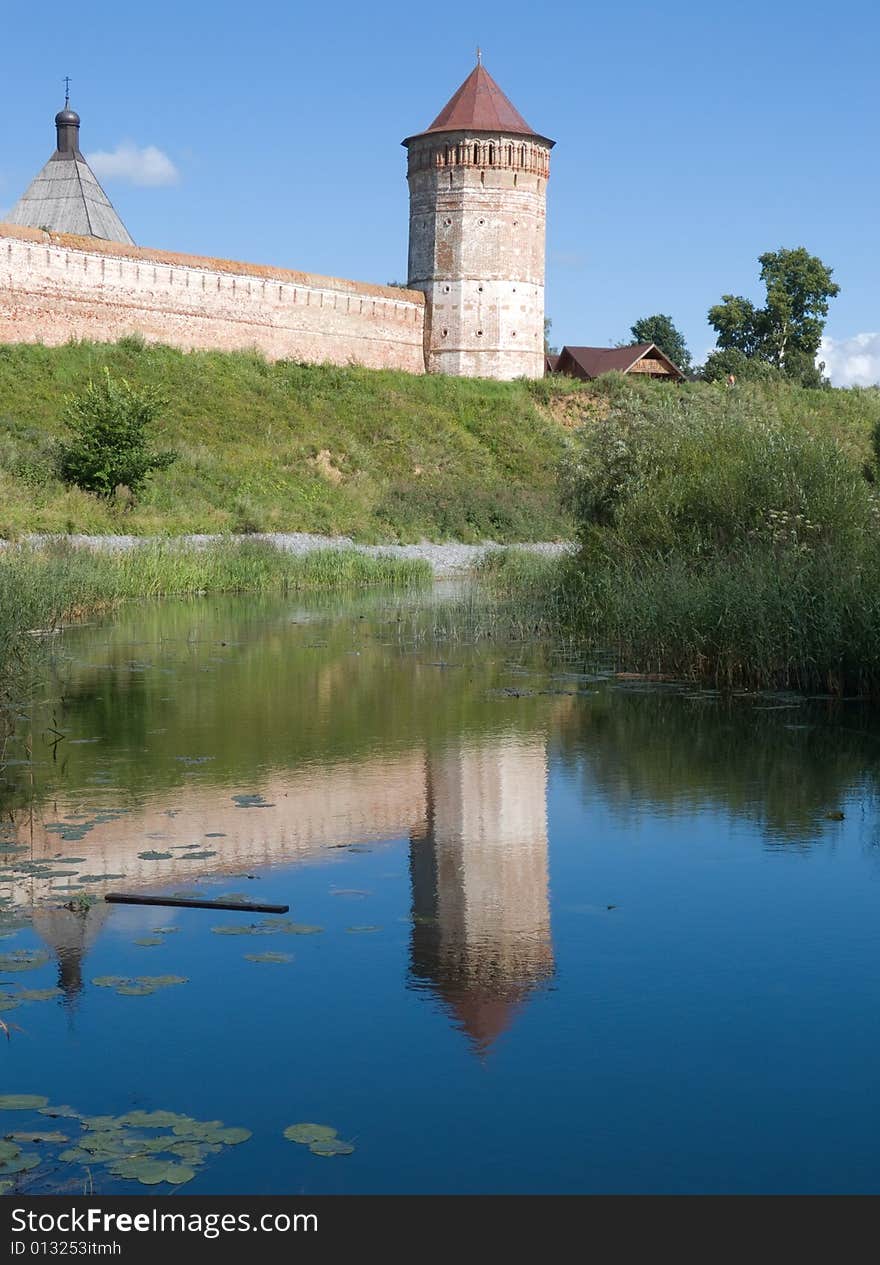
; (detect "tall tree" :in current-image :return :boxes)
[707,247,839,384]
[629,314,692,374]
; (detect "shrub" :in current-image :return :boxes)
[57,369,177,498]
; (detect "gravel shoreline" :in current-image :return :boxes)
[8,533,575,578]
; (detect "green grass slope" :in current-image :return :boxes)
[0,341,576,541]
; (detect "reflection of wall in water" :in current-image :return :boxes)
[410,738,554,1051]
[17,740,556,1035]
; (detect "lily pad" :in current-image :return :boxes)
[283,1123,338,1145]
[309,1138,355,1157]
[0,1151,40,1174]
[243,952,292,964]
[133,938,164,947]
[214,1126,251,1145]
[7,1131,68,1144]
[116,984,157,996]
[92,976,129,989]
[16,988,62,1002]
[180,851,217,861]
[38,1104,80,1119]
[232,794,274,809]
[0,1094,50,1110]
[116,1110,192,1129]
[346,926,382,934]
[171,1119,223,1138]
[108,1157,195,1186]
[138,851,173,861]
[167,1140,222,1162]
[0,951,49,972]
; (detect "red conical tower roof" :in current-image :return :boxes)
[404,61,553,145]
[427,63,533,134]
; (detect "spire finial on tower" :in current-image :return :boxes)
[476,46,482,66]
[54,84,81,156]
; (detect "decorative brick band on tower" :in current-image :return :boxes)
[404,62,553,380]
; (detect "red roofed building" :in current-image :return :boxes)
[552,343,685,382]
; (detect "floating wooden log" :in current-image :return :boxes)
[104,893,289,914]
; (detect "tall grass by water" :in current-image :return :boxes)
[0,540,431,720]
[478,378,880,696]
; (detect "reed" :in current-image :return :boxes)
[485,382,880,696]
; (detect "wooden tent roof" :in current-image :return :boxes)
[554,343,685,381]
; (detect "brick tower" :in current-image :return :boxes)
[403,58,553,379]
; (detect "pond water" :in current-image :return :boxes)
[2,585,880,1194]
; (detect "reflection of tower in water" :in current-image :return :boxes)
[32,904,110,1006]
[409,738,554,1052]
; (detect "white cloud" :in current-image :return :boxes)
[819,333,880,388]
[87,143,179,188]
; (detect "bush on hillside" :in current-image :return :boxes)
[57,370,177,499]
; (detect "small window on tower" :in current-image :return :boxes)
[442,329,448,338]
[488,144,495,165]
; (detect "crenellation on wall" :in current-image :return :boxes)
[0,223,426,373]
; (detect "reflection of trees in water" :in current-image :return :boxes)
[553,689,880,842]
[3,593,560,814]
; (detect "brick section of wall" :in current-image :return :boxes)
[0,225,426,373]
[406,132,550,380]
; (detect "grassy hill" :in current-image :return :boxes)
[3,341,878,543]
[0,341,578,541]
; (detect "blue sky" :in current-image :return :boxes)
[2,0,877,383]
